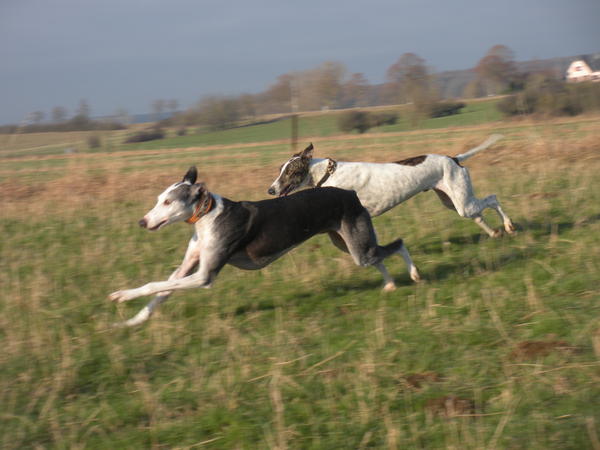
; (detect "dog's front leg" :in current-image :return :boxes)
[109,234,200,303]
[110,235,205,326]
[113,254,200,327]
[110,265,215,303]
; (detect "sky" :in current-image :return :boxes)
[1,0,599,125]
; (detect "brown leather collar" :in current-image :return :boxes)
[186,194,214,224]
[315,158,337,188]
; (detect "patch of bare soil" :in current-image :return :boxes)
[425,395,476,417]
[402,371,443,389]
[509,340,577,361]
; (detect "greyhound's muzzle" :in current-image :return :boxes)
[139,218,148,228]
[267,187,276,196]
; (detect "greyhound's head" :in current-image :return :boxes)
[139,166,210,231]
[267,143,313,196]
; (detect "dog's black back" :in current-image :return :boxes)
[215,187,366,267]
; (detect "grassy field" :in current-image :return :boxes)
[1,111,600,449]
[0,98,503,158]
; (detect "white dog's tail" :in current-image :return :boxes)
[454,134,504,163]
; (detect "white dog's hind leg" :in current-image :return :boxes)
[398,244,421,282]
[482,194,516,234]
[473,215,501,237]
[375,262,397,291]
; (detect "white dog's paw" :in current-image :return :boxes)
[382,282,397,292]
[411,269,422,283]
[505,220,517,235]
[109,289,134,303]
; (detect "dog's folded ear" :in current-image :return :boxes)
[190,182,206,201]
[182,166,198,185]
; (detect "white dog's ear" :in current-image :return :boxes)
[182,166,198,185]
[190,182,206,201]
[293,143,314,159]
[301,143,314,160]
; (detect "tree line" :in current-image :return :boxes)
[165,44,564,130]
[0,100,128,134]
[4,45,596,136]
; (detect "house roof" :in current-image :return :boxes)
[579,54,600,72]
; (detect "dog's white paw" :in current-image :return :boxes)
[411,269,422,283]
[382,282,397,292]
[505,220,517,235]
[109,290,134,303]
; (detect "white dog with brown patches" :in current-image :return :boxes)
[268,135,515,238]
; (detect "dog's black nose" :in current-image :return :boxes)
[138,218,147,228]
[267,187,275,195]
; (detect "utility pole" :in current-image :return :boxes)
[290,74,299,153]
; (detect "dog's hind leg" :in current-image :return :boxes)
[438,164,514,238]
[329,231,398,291]
[397,244,421,282]
[338,212,420,285]
[482,194,516,234]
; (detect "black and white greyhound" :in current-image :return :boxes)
[109,167,419,327]
[268,137,515,238]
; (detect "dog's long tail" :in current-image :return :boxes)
[454,134,503,163]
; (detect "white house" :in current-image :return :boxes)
[566,55,600,82]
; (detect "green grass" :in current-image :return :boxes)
[1,118,599,449]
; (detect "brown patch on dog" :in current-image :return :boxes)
[425,395,476,417]
[395,155,427,166]
[403,371,442,389]
[509,340,576,361]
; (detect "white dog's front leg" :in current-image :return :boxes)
[109,269,213,303]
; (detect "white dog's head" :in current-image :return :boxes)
[139,167,209,230]
[267,143,313,197]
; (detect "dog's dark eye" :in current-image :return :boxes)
[163,200,171,206]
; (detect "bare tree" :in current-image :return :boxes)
[30,111,45,124]
[196,95,240,130]
[167,99,179,115]
[475,45,517,95]
[76,99,90,119]
[238,93,256,119]
[340,72,370,108]
[69,99,92,129]
[152,99,166,121]
[462,78,486,99]
[312,61,346,110]
[263,74,293,113]
[386,53,435,123]
[114,108,131,126]
[386,53,430,104]
[51,106,68,123]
